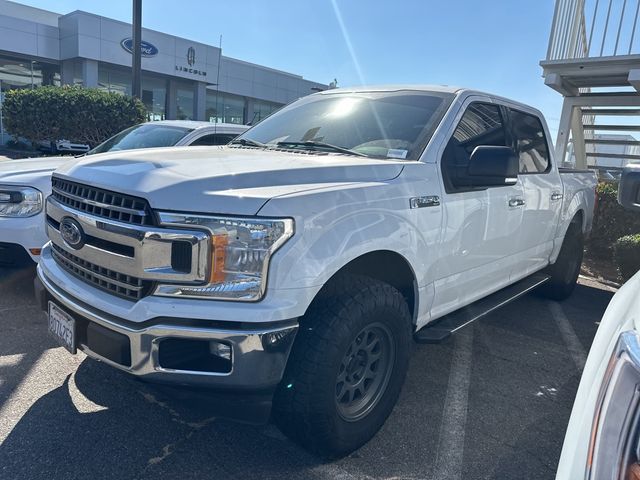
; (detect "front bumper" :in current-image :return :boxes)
[0,213,47,263]
[36,264,298,394]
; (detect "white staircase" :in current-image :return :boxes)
[541,0,640,170]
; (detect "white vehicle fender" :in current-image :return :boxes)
[550,183,593,263]
[259,180,441,322]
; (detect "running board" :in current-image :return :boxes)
[413,273,550,344]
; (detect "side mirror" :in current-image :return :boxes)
[618,164,640,212]
[465,146,519,187]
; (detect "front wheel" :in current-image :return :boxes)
[273,274,412,457]
[538,220,584,301]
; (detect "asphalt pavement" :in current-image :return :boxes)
[0,265,615,480]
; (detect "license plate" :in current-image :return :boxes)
[48,301,76,354]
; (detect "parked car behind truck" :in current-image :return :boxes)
[35,85,597,456]
[0,121,247,266]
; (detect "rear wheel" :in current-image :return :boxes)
[273,274,412,457]
[538,219,584,301]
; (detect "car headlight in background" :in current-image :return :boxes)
[0,185,43,217]
[156,212,294,301]
[587,331,640,480]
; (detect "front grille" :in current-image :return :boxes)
[51,243,153,301]
[51,177,153,225]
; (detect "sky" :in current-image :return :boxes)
[16,0,564,136]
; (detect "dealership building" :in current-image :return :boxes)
[0,0,327,143]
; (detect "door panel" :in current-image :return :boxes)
[508,108,561,278]
[430,101,524,319]
[431,184,524,318]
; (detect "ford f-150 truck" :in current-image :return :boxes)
[35,85,597,456]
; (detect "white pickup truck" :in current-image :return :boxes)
[35,85,597,456]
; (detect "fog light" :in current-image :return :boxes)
[209,341,232,361]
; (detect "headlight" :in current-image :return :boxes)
[587,331,640,480]
[155,212,294,301]
[0,185,43,217]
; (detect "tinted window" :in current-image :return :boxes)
[441,103,507,190]
[510,109,550,173]
[190,133,239,146]
[89,124,192,154]
[237,91,454,160]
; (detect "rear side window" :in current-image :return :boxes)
[441,102,508,191]
[509,109,550,174]
[190,133,239,146]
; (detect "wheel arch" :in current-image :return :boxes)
[307,250,419,325]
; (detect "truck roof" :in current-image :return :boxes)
[316,84,545,119]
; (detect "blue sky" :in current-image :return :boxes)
[18,0,563,135]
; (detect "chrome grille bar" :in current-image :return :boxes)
[46,196,210,283]
[51,176,152,225]
[51,243,150,301]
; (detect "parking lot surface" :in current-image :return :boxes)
[0,265,614,480]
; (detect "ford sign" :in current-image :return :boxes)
[120,38,159,57]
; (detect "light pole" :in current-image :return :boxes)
[131,0,142,98]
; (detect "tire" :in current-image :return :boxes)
[273,274,412,457]
[538,219,584,301]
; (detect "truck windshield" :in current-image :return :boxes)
[88,124,193,154]
[235,91,454,160]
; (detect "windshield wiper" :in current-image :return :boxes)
[276,141,367,157]
[230,138,267,148]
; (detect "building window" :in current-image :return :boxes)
[176,85,194,120]
[252,100,281,124]
[0,55,60,90]
[206,91,245,124]
[98,66,132,96]
[142,76,167,121]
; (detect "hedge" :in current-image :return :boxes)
[614,234,640,281]
[2,85,146,147]
[588,182,640,256]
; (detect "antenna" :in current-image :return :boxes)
[214,34,222,135]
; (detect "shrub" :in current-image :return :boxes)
[613,234,640,281]
[588,182,640,256]
[2,86,146,147]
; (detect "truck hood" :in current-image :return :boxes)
[54,146,405,215]
[0,156,74,191]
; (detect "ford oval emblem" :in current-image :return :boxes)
[60,217,85,250]
[120,38,159,57]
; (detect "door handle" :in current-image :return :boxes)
[551,192,563,201]
[508,198,525,207]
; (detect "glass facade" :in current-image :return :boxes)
[99,66,168,121]
[0,55,60,143]
[253,100,281,123]
[98,66,132,96]
[141,76,167,121]
[0,55,60,90]
[206,91,246,124]
[176,84,194,120]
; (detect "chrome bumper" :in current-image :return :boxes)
[36,265,298,390]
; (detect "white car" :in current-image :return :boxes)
[39,139,91,154]
[556,165,640,480]
[35,85,597,456]
[0,121,247,265]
